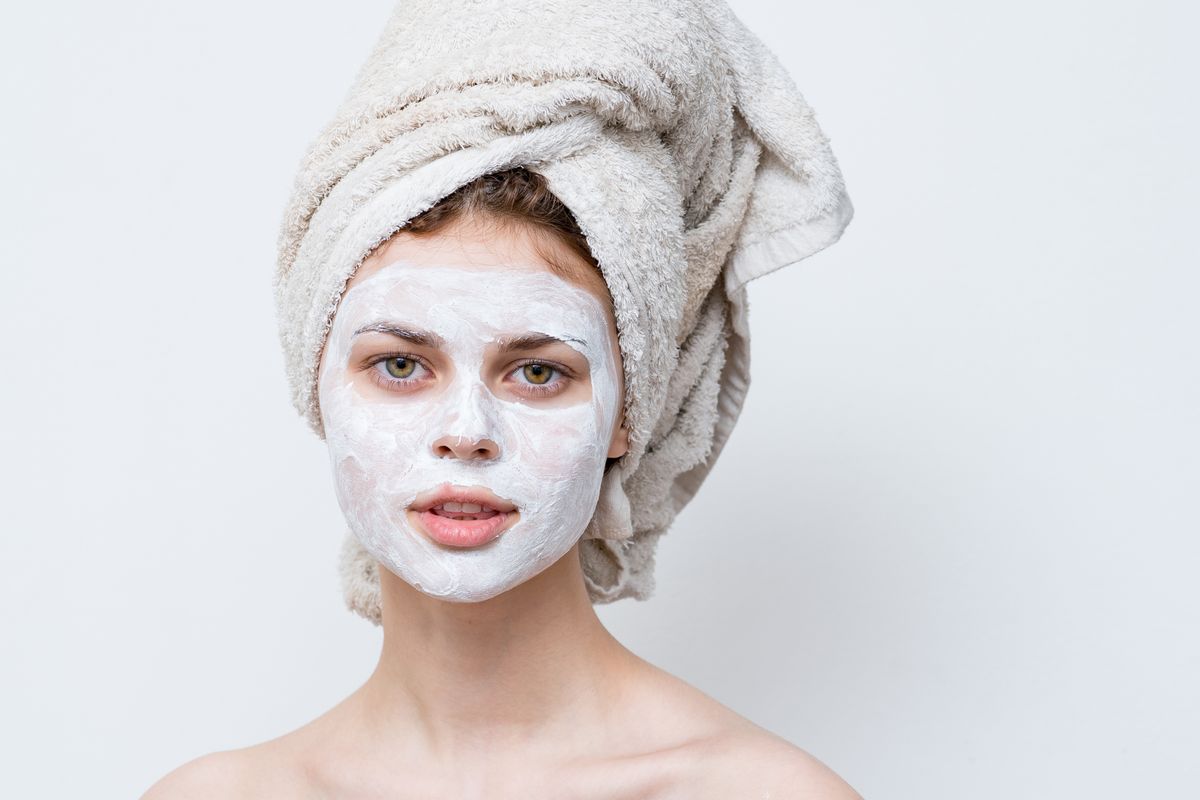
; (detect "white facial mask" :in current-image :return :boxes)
[317,259,622,602]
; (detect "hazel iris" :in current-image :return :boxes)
[523,363,553,384]
[384,357,417,379]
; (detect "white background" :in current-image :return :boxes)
[2,1,1196,797]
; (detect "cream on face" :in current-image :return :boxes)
[317,259,622,602]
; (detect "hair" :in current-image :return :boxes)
[401,166,609,302]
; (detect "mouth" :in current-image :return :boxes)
[409,485,520,548]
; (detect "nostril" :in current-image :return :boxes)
[468,444,498,460]
[431,435,500,460]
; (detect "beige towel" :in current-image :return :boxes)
[274,0,853,623]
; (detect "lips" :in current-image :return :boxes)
[409,484,519,547]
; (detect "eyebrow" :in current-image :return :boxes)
[352,322,588,351]
[352,322,446,349]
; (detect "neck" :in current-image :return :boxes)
[357,542,638,765]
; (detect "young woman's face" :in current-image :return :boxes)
[316,220,627,602]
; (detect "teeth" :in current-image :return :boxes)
[435,501,488,513]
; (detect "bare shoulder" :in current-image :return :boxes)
[625,662,861,799]
[139,750,254,800]
[705,731,863,800]
[139,740,306,800]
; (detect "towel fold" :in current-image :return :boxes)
[274,0,853,622]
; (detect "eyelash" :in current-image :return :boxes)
[363,352,573,398]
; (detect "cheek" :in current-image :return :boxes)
[322,379,430,471]
[503,403,607,474]
[329,451,375,513]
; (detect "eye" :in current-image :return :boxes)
[365,354,432,392]
[509,360,571,397]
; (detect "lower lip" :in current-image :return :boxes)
[413,509,517,548]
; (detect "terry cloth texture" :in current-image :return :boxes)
[274,0,853,624]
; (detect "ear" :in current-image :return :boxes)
[607,418,630,459]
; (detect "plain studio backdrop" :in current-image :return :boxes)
[1,1,1196,797]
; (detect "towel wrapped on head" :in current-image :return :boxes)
[274,0,853,623]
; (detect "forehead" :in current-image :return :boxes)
[346,223,615,318]
[341,259,605,323]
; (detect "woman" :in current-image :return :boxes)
[145,0,858,794]
[143,171,859,797]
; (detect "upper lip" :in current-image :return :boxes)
[410,484,517,513]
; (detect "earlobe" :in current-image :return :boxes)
[607,421,630,459]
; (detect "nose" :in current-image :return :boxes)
[431,434,500,461]
[432,378,502,461]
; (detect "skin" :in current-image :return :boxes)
[141,215,863,800]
